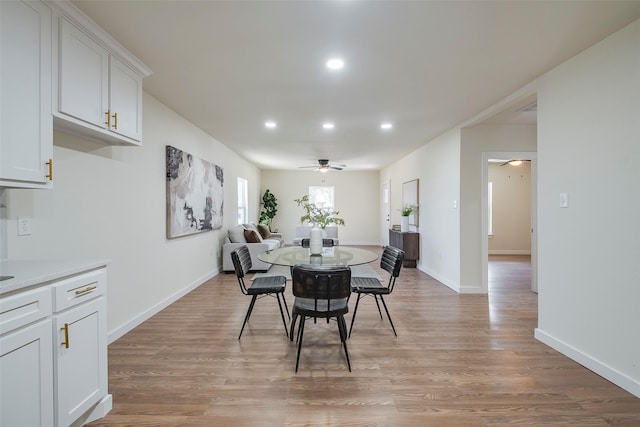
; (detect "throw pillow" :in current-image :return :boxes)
[244,229,263,243]
[228,225,247,243]
[257,224,271,239]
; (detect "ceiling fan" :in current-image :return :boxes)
[299,159,346,172]
[500,159,531,166]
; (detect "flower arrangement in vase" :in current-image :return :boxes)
[294,195,345,254]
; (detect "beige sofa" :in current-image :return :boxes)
[222,223,284,272]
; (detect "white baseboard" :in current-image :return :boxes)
[489,249,531,255]
[107,267,219,344]
[71,394,112,427]
[535,328,640,398]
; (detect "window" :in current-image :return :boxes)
[237,177,248,225]
[488,181,493,236]
[309,186,335,213]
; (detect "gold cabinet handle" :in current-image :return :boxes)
[104,110,111,127]
[111,112,118,129]
[60,323,69,349]
[75,285,97,295]
[46,159,53,181]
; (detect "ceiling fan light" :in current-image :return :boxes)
[509,160,523,166]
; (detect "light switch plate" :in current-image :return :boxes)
[560,192,569,208]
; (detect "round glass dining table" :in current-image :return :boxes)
[257,246,378,267]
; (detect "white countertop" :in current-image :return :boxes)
[0,259,111,295]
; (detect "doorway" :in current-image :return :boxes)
[482,152,537,294]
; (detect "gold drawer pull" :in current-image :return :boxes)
[112,112,118,129]
[60,323,69,349]
[104,110,111,127]
[46,159,53,181]
[75,285,97,295]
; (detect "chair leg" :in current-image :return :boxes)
[289,312,298,341]
[295,316,306,372]
[281,293,290,319]
[379,295,397,337]
[338,315,351,372]
[348,293,362,338]
[373,294,383,319]
[275,293,288,337]
[239,295,258,339]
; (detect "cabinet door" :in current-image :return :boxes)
[109,56,143,141]
[0,0,52,188]
[58,18,109,129]
[0,319,54,427]
[54,297,107,427]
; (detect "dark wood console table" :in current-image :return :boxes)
[389,230,419,268]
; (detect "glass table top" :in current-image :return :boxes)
[257,246,378,267]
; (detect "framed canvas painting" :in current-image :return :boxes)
[166,145,224,238]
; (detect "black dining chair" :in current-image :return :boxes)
[231,245,289,339]
[301,238,335,248]
[290,264,352,372]
[348,246,404,338]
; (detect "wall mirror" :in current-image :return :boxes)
[402,179,419,227]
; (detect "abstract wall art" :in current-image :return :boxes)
[166,145,224,238]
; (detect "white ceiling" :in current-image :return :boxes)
[72,1,640,171]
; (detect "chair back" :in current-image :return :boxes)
[292,264,351,311]
[380,246,405,291]
[231,245,252,293]
[301,238,335,248]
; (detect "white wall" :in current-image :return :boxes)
[260,170,380,245]
[535,19,640,396]
[381,128,461,290]
[5,92,261,341]
[459,124,537,292]
[488,161,532,254]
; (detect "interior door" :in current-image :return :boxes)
[381,180,390,246]
[530,159,538,293]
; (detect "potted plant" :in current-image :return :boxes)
[259,189,278,230]
[400,204,416,232]
[294,195,345,254]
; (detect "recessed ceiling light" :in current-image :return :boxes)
[264,121,277,129]
[322,123,335,129]
[326,58,344,70]
[380,123,393,130]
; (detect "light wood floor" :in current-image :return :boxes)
[88,250,640,426]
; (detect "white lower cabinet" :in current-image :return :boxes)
[0,319,54,427]
[54,297,107,427]
[0,265,110,427]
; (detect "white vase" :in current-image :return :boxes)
[309,225,323,255]
[400,216,409,232]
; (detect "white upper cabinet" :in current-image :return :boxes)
[51,1,151,146]
[0,0,53,189]
[58,19,109,131]
[109,56,143,141]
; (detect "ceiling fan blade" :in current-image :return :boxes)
[329,166,343,170]
[500,159,532,166]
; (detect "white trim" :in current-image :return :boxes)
[107,267,219,344]
[535,328,640,398]
[488,250,532,255]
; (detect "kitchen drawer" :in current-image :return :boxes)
[52,269,106,313]
[0,286,52,336]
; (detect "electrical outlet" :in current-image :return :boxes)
[17,216,31,236]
